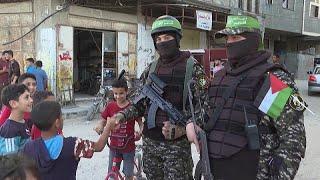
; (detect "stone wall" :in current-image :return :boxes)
[0,1,34,70]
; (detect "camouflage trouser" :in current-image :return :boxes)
[142,137,193,180]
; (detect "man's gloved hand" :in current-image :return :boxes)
[162,121,186,140]
[268,155,283,178]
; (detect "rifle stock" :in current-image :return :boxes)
[133,73,188,126]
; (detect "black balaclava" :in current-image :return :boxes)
[226,32,260,67]
[153,32,181,63]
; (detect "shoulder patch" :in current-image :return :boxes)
[289,94,306,112]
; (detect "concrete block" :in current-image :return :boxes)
[101,20,113,30]
[69,5,137,24]
[6,14,21,27]
[112,22,137,33]
[69,14,137,33]
[21,27,35,51]
[0,15,7,27]
[0,28,9,45]
[8,29,22,51]
[20,13,34,26]
[69,15,102,29]
[0,2,33,14]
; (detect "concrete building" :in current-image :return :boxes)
[227,0,320,79]
[1,0,318,104]
[0,0,230,104]
[0,0,139,104]
[0,1,35,69]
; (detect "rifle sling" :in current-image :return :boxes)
[146,57,195,129]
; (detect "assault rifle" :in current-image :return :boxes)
[188,80,213,180]
[133,73,188,128]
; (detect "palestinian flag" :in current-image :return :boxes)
[254,73,293,119]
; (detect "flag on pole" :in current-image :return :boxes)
[254,73,293,119]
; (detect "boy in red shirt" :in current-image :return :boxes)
[0,73,36,127]
[94,78,143,180]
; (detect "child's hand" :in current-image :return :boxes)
[134,131,142,141]
[94,124,104,135]
[106,116,120,130]
[186,123,200,153]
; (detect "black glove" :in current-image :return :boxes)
[268,156,283,179]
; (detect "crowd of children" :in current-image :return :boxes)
[0,72,143,180]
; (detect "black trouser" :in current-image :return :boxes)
[210,148,259,180]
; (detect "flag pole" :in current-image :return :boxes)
[290,95,315,115]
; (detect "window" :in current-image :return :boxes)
[264,37,270,49]
[282,0,288,8]
[310,3,320,18]
[282,0,295,10]
[247,0,252,12]
[267,0,272,5]
[255,0,260,14]
[239,0,244,9]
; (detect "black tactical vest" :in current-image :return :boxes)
[207,57,279,158]
[143,54,189,141]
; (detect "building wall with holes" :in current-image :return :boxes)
[0,1,35,71]
[260,0,304,34]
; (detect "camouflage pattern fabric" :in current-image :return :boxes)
[256,69,306,180]
[119,58,209,126]
[142,137,193,180]
[116,56,209,178]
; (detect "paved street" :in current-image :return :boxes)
[62,80,320,180]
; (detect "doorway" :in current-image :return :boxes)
[73,29,117,96]
[73,29,102,96]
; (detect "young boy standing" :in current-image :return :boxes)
[30,91,58,140]
[22,101,110,180]
[0,84,33,155]
[0,73,37,127]
[94,78,143,180]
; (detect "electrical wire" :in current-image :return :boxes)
[89,31,102,54]
[2,2,71,45]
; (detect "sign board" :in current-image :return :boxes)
[196,10,212,31]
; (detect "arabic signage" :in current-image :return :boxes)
[196,10,212,31]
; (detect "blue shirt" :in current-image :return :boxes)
[28,66,48,91]
[34,68,48,91]
[26,65,37,74]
